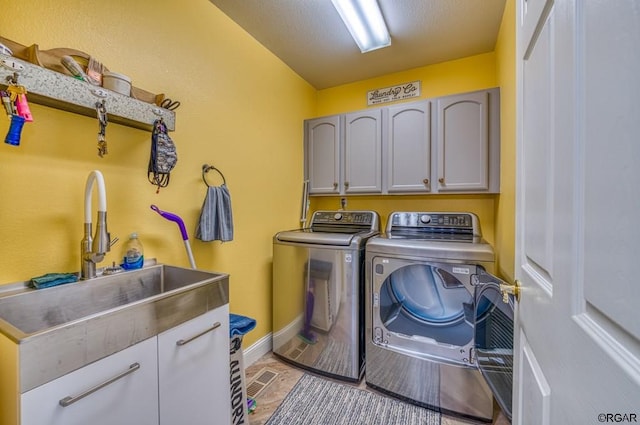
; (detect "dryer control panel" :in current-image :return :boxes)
[387,212,481,238]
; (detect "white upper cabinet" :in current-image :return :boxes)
[384,100,431,193]
[305,88,500,195]
[306,116,341,194]
[344,109,382,193]
[435,88,500,192]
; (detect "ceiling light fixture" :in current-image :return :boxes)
[331,0,391,53]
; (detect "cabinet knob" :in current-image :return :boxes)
[439,178,445,184]
[344,182,350,189]
[423,179,429,185]
[333,182,338,190]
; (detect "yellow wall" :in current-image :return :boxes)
[0,0,316,349]
[312,52,500,251]
[0,1,517,368]
[317,52,498,115]
[495,0,517,281]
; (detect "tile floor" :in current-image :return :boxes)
[245,352,510,425]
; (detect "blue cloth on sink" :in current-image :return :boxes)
[30,273,78,289]
[229,313,256,337]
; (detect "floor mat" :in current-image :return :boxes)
[265,374,441,425]
[312,337,354,378]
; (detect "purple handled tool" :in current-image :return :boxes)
[150,205,197,269]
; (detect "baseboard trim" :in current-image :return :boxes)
[243,332,272,367]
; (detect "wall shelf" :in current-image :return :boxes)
[0,54,175,132]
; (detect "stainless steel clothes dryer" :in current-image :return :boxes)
[365,212,514,422]
[273,210,379,382]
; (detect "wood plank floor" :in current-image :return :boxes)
[245,352,510,425]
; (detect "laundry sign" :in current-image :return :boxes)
[367,81,421,106]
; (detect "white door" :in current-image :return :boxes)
[515,0,640,424]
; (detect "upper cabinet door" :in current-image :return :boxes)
[436,91,491,192]
[385,101,431,193]
[344,110,382,193]
[306,116,341,194]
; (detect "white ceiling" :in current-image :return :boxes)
[209,0,507,90]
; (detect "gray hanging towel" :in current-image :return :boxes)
[195,184,234,242]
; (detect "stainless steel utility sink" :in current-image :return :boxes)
[0,265,224,335]
[0,263,229,393]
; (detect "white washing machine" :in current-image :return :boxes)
[365,212,514,422]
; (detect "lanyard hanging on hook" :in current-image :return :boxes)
[95,100,108,157]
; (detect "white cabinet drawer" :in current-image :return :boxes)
[21,337,159,425]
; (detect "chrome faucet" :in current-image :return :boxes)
[80,170,113,279]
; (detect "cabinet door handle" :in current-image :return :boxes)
[333,182,338,190]
[423,179,429,185]
[344,182,350,189]
[176,322,221,346]
[439,177,445,184]
[59,362,141,407]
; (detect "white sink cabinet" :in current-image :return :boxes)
[158,305,230,425]
[19,305,230,425]
[21,337,159,425]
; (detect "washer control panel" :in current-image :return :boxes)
[311,211,379,230]
[313,211,373,224]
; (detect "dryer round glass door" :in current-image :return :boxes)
[388,265,470,323]
[373,259,477,352]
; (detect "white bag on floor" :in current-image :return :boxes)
[230,335,250,425]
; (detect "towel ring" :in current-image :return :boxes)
[202,164,226,187]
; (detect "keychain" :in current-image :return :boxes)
[15,93,33,122]
[6,84,32,122]
[3,74,33,146]
[95,100,108,157]
[1,90,13,117]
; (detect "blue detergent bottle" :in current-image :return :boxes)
[122,232,144,270]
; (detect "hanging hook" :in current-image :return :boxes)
[95,100,108,157]
[202,164,226,187]
[5,72,18,85]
